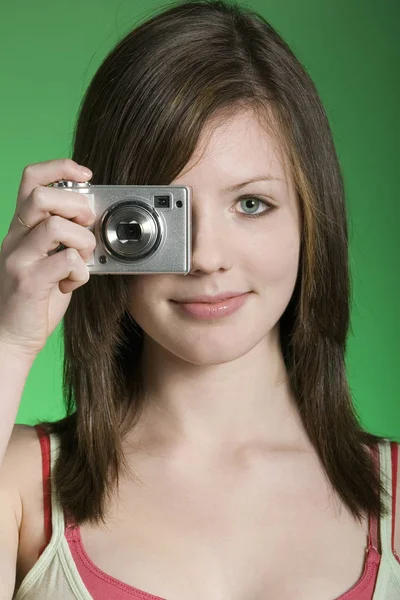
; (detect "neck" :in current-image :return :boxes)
[127,327,310,462]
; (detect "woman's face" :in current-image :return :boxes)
[127,109,301,365]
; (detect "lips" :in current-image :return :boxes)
[171,292,251,320]
[174,292,248,304]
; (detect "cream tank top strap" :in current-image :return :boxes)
[372,439,400,600]
[14,432,94,600]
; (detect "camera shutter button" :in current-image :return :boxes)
[52,180,91,188]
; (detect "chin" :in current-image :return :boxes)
[163,329,265,366]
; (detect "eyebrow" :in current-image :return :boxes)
[224,175,283,192]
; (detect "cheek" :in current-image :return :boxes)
[244,219,301,287]
[126,275,164,320]
[251,227,300,326]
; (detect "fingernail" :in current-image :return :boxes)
[79,166,92,177]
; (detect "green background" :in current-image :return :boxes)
[0,0,398,438]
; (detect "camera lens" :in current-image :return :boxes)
[101,200,163,262]
[116,221,142,241]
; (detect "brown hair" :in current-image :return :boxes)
[38,0,390,526]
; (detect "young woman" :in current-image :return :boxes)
[0,1,399,599]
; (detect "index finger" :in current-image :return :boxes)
[16,159,93,207]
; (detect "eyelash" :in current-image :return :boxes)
[235,195,274,219]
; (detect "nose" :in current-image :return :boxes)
[188,206,233,276]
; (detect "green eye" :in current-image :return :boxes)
[236,196,273,218]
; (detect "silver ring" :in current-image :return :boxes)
[17,214,33,230]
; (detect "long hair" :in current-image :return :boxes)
[38,0,390,525]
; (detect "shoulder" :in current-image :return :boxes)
[377,438,400,556]
[0,424,41,525]
[2,424,42,485]
[368,438,400,555]
[392,440,400,556]
[0,424,46,572]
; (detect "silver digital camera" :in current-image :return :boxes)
[51,180,191,274]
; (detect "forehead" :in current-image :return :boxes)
[174,108,290,184]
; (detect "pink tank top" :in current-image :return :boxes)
[35,424,399,600]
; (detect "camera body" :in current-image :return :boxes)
[52,181,191,274]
